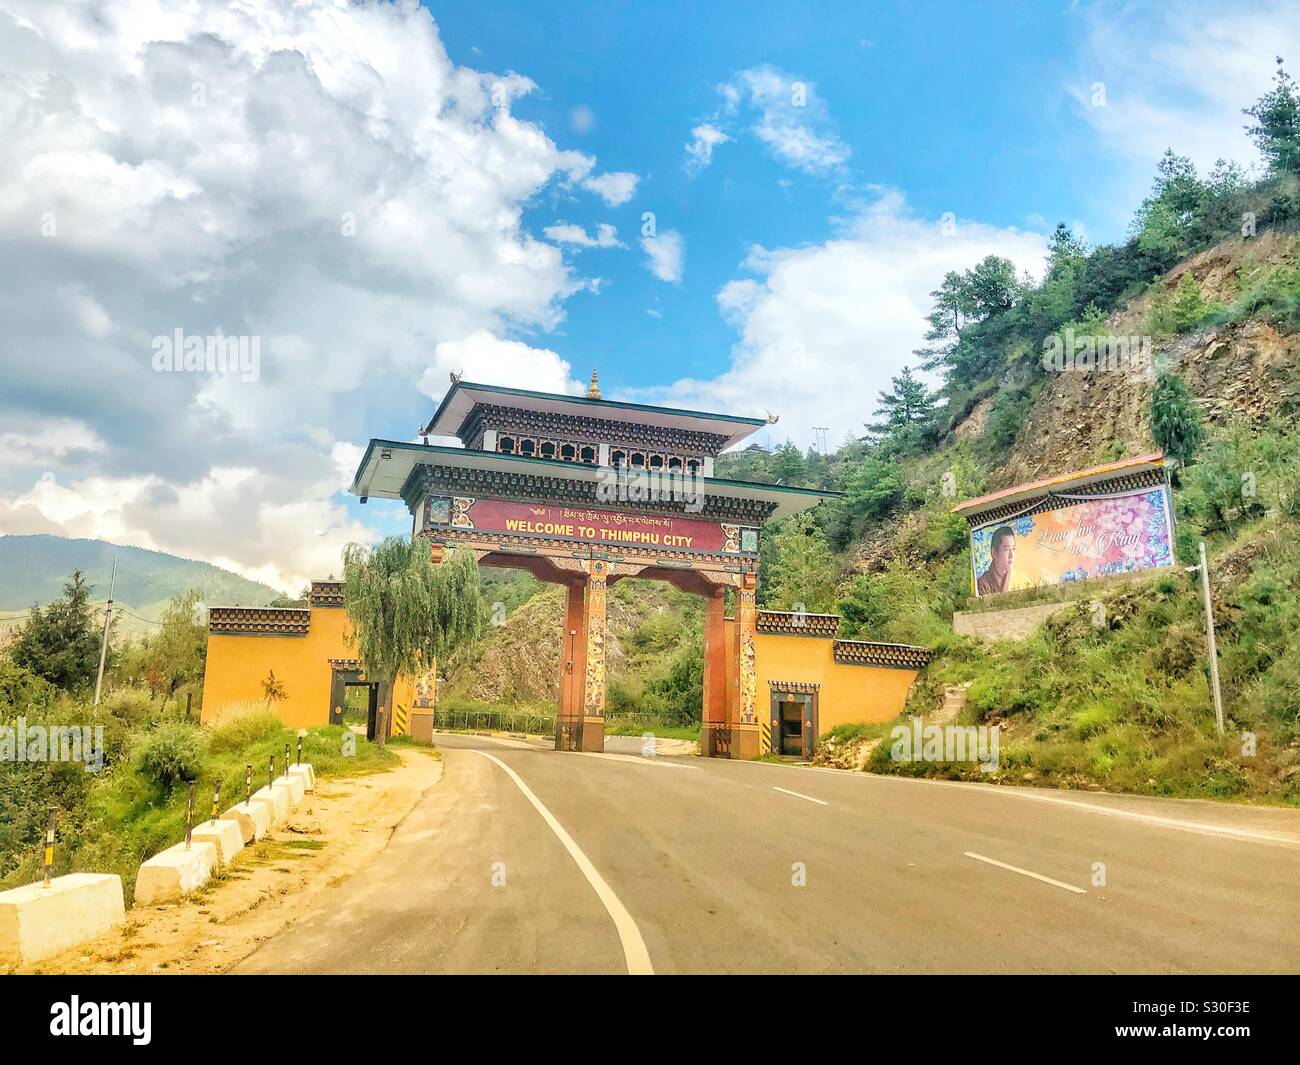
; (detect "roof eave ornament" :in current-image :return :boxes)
[586,368,602,400]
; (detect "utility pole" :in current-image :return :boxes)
[1191,541,1225,737]
[92,555,118,709]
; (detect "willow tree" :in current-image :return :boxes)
[341,538,483,742]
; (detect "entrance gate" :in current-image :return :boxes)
[348,375,835,756]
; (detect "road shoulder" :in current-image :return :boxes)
[15,748,443,975]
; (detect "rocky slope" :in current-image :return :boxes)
[996,230,1300,486]
[441,580,697,708]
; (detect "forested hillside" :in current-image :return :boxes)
[446,63,1300,801]
[0,535,281,618]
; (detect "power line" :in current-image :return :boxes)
[117,608,164,627]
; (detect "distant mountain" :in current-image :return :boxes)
[0,535,281,621]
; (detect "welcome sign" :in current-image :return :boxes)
[969,487,1174,596]
[431,497,735,553]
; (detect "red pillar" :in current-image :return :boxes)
[701,588,728,757]
[556,578,586,750]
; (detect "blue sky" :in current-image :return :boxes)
[0,0,1292,591]
[430,0,1261,407]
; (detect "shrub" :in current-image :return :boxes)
[205,704,284,753]
[0,658,56,715]
[133,723,204,791]
[101,686,156,728]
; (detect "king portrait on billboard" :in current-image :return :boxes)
[969,486,1175,597]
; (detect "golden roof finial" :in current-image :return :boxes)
[586,368,602,400]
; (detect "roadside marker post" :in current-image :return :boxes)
[210,781,221,827]
[296,737,303,765]
[42,810,56,889]
[1190,542,1226,737]
[283,744,290,780]
[267,755,273,792]
[245,764,253,810]
[184,782,195,850]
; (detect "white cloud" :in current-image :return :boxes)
[582,170,639,206]
[0,418,107,471]
[0,0,627,592]
[684,123,732,174]
[543,222,622,248]
[418,331,583,401]
[626,190,1048,449]
[1069,1,1300,218]
[641,229,684,283]
[720,66,849,174]
[0,464,379,593]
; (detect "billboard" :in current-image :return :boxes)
[426,496,747,554]
[969,486,1174,596]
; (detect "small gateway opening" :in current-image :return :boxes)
[779,699,804,757]
[342,682,381,739]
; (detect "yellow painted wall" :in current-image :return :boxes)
[754,632,920,737]
[202,607,415,734]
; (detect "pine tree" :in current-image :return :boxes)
[770,441,807,485]
[1150,371,1205,472]
[11,570,103,692]
[1244,57,1300,176]
[864,366,936,453]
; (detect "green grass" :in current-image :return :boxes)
[821,721,896,744]
[603,719,700,742]
[870,519,1300,804]
[0,704,400,904]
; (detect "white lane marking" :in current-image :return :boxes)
[471,750,654,976]
[742,759,1300,849]
[564,751,701,771]
[772,786,828,806]
[963,851,1087,894]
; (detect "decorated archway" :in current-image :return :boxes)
[349,374,833,756]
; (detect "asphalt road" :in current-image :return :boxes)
[234,733,1300,974]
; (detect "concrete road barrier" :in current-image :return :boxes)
[273,774,306,806]
[0,873,125,967]
[134,841,217,905]
[250,784,289,822]
[190,818,244,864]
[288,763,316,792]
[221,802,270,843]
